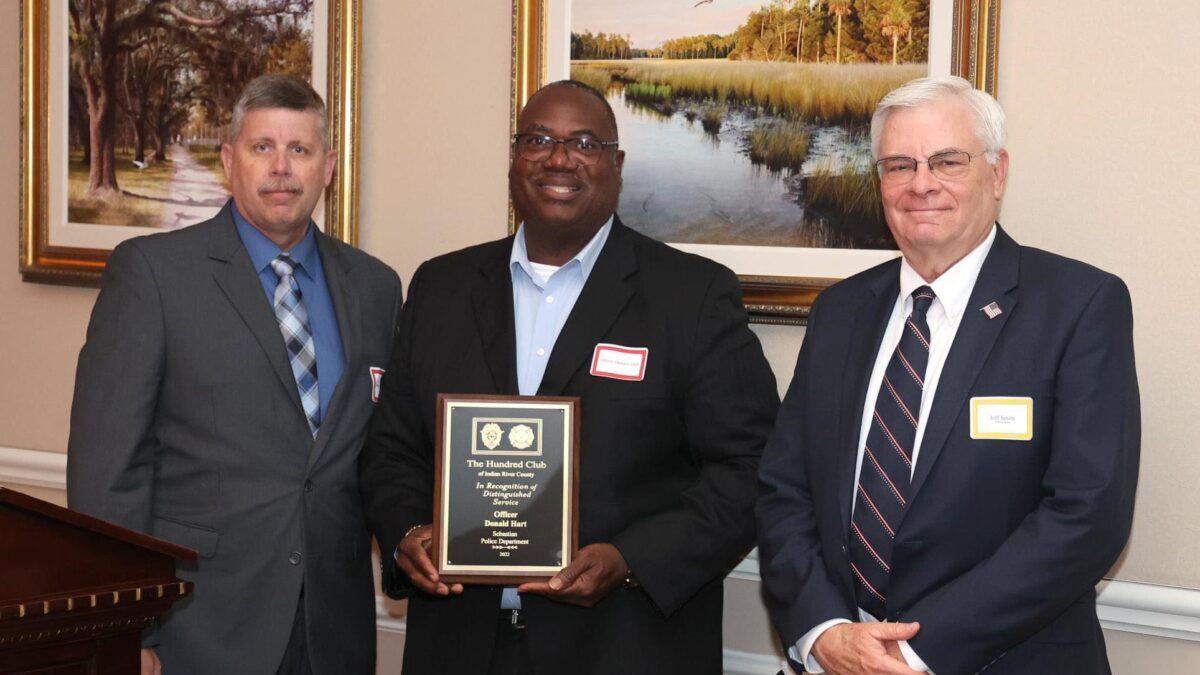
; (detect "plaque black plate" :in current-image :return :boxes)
[432,394,580,584]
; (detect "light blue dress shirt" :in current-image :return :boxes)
[501,217,613,609]
[232,204,346,426]
[511,219,613,397]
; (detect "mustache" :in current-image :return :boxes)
[258,180,302,194]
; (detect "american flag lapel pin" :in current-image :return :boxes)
[981,301,1003,319]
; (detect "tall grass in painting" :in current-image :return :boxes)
[805,161,885,226]
[625,82,673,104]
[573,60,922,125]
[749,121,811,171]
[570,64,613,94]
[679,102,728,133]
[700,105,725,133]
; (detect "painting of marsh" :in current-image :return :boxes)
[571,0,930,250]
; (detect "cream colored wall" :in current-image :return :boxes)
[357,2,513,281]
[4,0,1200,671]
[0,482,66,507]
[997,1,1200,589]
[1105,630,1200,675]
[0,2,96,454]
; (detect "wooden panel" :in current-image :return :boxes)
[0,489,194,604]
[0,488,193,674]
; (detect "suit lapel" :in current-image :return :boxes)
[308,234,361,467]
[835,267,899,541]
[537,222,636,396]
[907,227,1020,500]
[471,242,519,395]
[207,205,305,421]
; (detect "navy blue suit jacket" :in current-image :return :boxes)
[756,226,1140,674]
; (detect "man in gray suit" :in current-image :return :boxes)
[67,75,401,675]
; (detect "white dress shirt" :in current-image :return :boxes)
[501,217,613,611]
[792,225,998,674]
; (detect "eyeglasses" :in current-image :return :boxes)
[875,150,980,184]
[512,133,619,165]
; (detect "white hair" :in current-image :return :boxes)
[870,75,1006,164]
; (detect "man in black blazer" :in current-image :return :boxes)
[68,75,401,675]
[756,76,1139,674]
[359,81,779,674]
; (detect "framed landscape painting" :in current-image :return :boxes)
[20,0,362,286]
[512,0,1000,323]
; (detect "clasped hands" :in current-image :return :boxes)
[396,524,628,607]
[810,621,925,675]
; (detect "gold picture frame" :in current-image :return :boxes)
[19,0,362,287]
[511,0,1001,324]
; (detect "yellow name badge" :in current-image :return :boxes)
[970,397,1034,441]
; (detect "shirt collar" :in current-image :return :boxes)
[510,216,614,288]
[231,202,319,280]
[898,224,997,321]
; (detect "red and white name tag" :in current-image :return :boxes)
[369,367,386,402]
[589,343,648,381]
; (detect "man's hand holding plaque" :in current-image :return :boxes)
[517,542,629,608]
[397,524,463,597]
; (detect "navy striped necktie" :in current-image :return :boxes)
[849,285,935,619]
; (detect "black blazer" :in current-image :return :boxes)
[360,219,779,675]
[756,226,1140,674]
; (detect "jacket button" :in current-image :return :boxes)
[304,480,313,492]
[289,552,302,565]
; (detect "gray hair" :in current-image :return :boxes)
[870,75,1006,164]
[230,74,328,147]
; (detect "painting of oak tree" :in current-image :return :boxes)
[69,0,314,228]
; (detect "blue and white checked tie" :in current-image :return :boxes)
[849,285,935,619]
[270,255,320,437]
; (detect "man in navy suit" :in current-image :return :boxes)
[756,76,1140,674]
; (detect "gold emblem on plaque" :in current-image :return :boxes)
[508,424,535,449]
[471,417,544,456]
[480,422,503,450]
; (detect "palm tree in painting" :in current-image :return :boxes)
[828,0,853,64]
[791,0,813,62]
[771,1,787,58]
[880,0,914,64]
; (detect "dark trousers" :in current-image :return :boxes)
[487,610,534,675]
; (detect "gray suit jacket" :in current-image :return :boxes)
[67,202,402,675]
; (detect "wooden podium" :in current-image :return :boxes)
[0,487,195,674]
